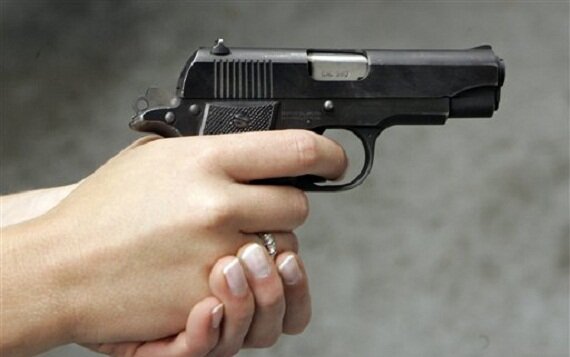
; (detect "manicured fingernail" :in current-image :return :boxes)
[211,303,224,329]
[278,255,302,285]
[241,244,271,279]
[223,258,248,297]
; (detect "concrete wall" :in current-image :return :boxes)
[1,1,568,356]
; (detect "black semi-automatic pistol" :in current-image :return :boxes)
[130,39,505,191]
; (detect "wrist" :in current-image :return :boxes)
[1,214,76,355]
[0,183,79,228]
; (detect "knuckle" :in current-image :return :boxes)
[258,289,284,310]
[194,142,222,170]
[200,191,235,228]
[292,189,310,223]
[292,131,320,170]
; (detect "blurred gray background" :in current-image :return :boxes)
[1,1,568,356]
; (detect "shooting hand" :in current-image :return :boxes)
[1,130,346,356]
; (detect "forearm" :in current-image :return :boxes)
[1,217,73,356]
[0,184,78,228]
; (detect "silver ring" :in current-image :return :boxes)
[257,233,277,257]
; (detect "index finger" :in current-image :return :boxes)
[205,130,348,181]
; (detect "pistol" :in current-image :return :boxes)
[130,39,505,191]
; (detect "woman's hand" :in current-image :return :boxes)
[85,248,310,357]
[1,130,346,356]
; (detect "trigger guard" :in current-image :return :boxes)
[295,128,381,192]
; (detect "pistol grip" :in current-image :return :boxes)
[200,101,279,135]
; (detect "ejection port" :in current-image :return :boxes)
[307,51,368,81]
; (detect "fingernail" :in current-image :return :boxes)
[241,244,271,279]
[211,303,224,329]
[278,255,302,285]
[223,258,248,297]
